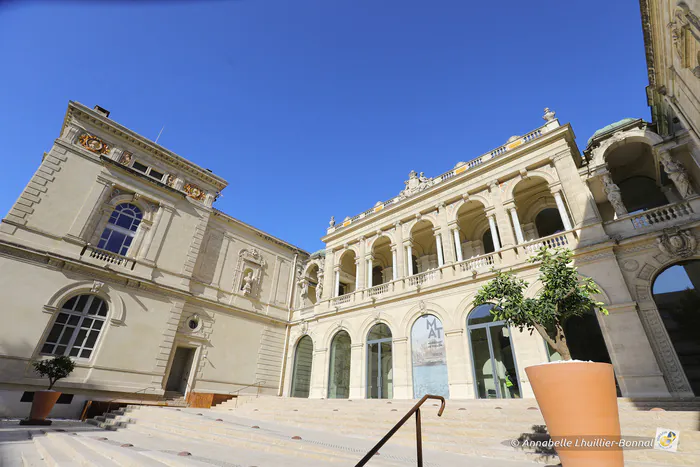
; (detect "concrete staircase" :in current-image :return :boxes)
[2,396,698,466]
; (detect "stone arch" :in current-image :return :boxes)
[322,322,354,350]
[107,194,157,223]
[358,314,400,341]
[369,232,397,250]
[631,252,700,396]
[42,280,124,325]
[589,127,664,168]
[504,173,556,203]
[449,194,491,223]
[336,248,358,267]
[401,301,452,337]
[302,259,323,277]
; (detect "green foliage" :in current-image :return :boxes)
[32,355,75,390]
[473,247,608,359]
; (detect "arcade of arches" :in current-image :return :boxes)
[289,302,613,399]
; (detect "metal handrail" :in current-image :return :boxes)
[229,380,266,408]
[355,394,445,467]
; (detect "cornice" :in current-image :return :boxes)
[63,101,227,191]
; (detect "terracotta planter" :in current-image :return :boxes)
[29,390,61,421]
[525,362,623,467]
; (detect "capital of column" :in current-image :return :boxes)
[403,239,413,247]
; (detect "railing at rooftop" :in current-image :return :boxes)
[328,122,551,234]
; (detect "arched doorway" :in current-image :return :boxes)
[411,314,449,399]
[367,323,393,399]
[653,261,700,395]
[291,336,313,398]
[535,208,565,238]
[328,331,351,399]
[467,304,521,399]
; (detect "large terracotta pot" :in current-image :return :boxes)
[29,390,61,421]
[525,362,623,467]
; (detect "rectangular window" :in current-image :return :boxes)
[132,161,148,173]
[148,169,164,181]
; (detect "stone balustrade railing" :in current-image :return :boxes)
[367,282,392,297]
[630,201,693,229]
[80,243,136,270]
[327,122,551,234]
[457,252,497,273]
[408,269,441,287]
[521,231,572,255]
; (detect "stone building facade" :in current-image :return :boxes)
[1,0,700,417]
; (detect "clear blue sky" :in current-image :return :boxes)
[0,0,649,252]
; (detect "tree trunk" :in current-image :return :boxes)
[533,322,572,361]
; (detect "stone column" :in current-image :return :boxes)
[487,214,501,251]
[391,246,398,280]
[508,205,525,244]
[349,343,364,399]
[436,203,456,263]
[366,255,373,288]
[355,258,362,291]
[444,329,474,399]
[452,228,464,262]
[553,190,573,231]
[435,231,445,267]
[357,237,367,290]
[394,222,405,278]
[334,267,340,297]
[321,250,335,301]
[405,241,414,276]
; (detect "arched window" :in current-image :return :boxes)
[98,203,142,255]
[411,314,449,399]
[328,331,351,399]
[290,336,313,398]
[467,304,520,399]
[367,323,393,399]
[41,294,108,359]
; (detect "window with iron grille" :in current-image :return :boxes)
[40,294,108,359]
[97,203,142,255]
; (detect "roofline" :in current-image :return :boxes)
[212,209,310,256]
[62,101,228,191]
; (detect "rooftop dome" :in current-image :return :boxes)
[587,118,638,146]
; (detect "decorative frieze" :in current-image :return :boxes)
[183,183,206,201]
[656,228,697,258]
[78,133,110,155]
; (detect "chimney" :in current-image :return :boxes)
[93,105,110,118]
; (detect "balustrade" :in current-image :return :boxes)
[630,202,693,229]
[408,269,440,286]
[457,253,496,273]
[80,244,136,270]
[367,282,391,297]
[521,232,570,254]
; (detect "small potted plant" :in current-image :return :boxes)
[474,247,623,467]
[21,355,75,425]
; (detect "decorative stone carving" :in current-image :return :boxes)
[119,151,133,165]
[90,280,105,293]
[543,107,556,122]
[234,248,266,297]
[184,183,207,201]
[166,174,176,187]
[657,228,697,258]
[600,173,628,217]
[329,216,335,227]
[78,134,110,155]
[659,152,695,198]
[315,274,324,302]
[300,320,309,334]
[399,170,434,199]
[241,271,254,296]
[621,259,639,272]
[298,279,309,300]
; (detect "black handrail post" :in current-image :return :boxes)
[416,408,423,467]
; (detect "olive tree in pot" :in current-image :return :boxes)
[473,247,623,467]
[21,355,75,426]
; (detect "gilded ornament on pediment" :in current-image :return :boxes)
[78,133,110,155]
[184,183,206,201]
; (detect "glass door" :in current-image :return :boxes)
[366,323,393,399]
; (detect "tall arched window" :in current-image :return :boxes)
[467,304,520,399]
[411,314,449,399]
[290,336,313,398]
[367,323,393,399]
[328,331,351,399]
[41,294,108,359]
[98,203,142,255]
